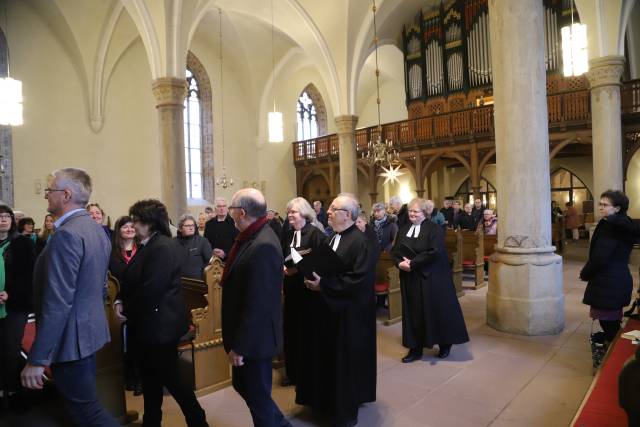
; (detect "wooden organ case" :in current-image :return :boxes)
[403,0,566,118]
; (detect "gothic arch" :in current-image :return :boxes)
[299,83,328,136]
[0,28,14,207]
[187,51,214,202]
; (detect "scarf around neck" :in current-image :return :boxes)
[221,216,269,286]
[0,239,11,319]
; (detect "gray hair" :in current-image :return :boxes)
[178,213,196,228]
[214,197,227,206]
[372,202,385,211]
[52,168,92,206]
[336,192,360,221]
[357,211,368,222]
[389,196,402,207]
[233,188,267,218]
[287,197,318,224]
[408,198,428,214]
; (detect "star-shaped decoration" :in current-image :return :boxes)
[379,164,405,185]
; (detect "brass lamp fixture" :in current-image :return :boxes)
[215,8,233,189]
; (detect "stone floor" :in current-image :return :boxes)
[1,260,631,427]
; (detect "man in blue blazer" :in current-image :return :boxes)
[21,167,118,426]
[222,188,290,427]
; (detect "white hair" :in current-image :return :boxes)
[52,168,92,206]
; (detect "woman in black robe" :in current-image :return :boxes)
[280,197,326,387]
[392,198,469,362]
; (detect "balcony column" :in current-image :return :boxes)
[151,77,188,222]
[335,115,359,194]
[486,0,564,335]
[587,56,625,216]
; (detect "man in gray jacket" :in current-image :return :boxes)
[21,167,118,426]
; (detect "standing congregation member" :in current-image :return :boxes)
[426,199,445,227]
[455,203,476,230]
[87,202,111,238]
[35,213,55,256]
[0,205,36,413]
[280,197,326,387]
[17,217,37,244]
[441,198,454,226]
[581,190,638,343]
[197,212,207,236]
[204,197,239,260]
[108,215,142,396]
[117,199,208,427]
[175,214,213,280]
[389,196,408,228]
[297,193,376,427]
[221,188,290,427]
[471,198,485,226]
[267,209,283,240]
[21,168,119,427]
[313,200,328,228]
[369,202,398,254]
[391,198,469,362]
[565,201,579,241]
[480,209,498,235]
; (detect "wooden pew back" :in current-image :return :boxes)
[460,229,485,289]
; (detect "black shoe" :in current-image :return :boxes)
[437,345,452,359]
[401,349,422,363]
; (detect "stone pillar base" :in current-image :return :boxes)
[487,247,564,335]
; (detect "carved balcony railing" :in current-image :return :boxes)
[293,80,640,164]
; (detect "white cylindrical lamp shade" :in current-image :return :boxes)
[268,111,283,143]
[0,77,23,126]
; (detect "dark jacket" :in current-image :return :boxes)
[121,233,189,345]
[204,215,239,258]
[221,224,283,359]
[3,233,36,313]
[175,234,212,280]
[316,208,328,228]
[581,214,637,309]
[369,214,398,253]
[455,212,477,230]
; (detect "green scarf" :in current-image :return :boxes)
[0,239,10,319]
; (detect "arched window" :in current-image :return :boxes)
[550,168,593,215]
[0,29,14,207]
[455,177,497,209]
[184,52,214,202]
[296,83,328,141]
[297,91,318,141]
[184,69,202,199]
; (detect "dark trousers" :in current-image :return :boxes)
[139,342,208,427]
[0,311,28,394]
[600,319,621,342]
[51,354,119,427]
[232,358,290,427]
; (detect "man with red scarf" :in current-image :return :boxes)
[221,188,290,427]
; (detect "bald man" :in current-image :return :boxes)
[221,188,289,427]
[296,193,376,427]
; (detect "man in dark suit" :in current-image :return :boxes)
[222,188,290,427]
[21,168,118,426]
[204,196,239,260]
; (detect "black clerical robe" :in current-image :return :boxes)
[391,220,469,349]
[295,224,376,426]
[281,222,326,384]
[203,215,238,258]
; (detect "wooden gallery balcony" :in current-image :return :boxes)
[293,79,640,167]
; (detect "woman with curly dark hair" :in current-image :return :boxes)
[0,204,36,412]
[115,199,208,427]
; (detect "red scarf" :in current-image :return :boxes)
[221,216,268,286]
[122,244,137,264]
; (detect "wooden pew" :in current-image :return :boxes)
[376,251,402,325]
[445,228,464,297]
[181,257,232,396]
[98,274,138,424]
[461,228,485,289]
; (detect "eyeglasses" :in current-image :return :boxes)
[228,205,243,210]
[44,188,66,194]
[181,224,195,228]
[0,213,12,220]
[328,206,349,213]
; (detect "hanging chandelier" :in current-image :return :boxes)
[561,0,588,77]
[0,1,22,126]
[215,8,233,189]
[362,0,399,168]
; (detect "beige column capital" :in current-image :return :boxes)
[152,77,187,107]
[335,115,358,135]
[586,56,625,90]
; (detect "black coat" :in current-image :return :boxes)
[455,212,477,230]
[392,221,469,348]
[3,233,36,313]
[121,233,189,345]
[221,224,283,359]
[203,215,238,257]
[581,214,638,310]
[174,234,212,280]
[369,215,398,253]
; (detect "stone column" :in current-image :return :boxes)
[587,56,625,216]
[487,0,564,335]
[151,77,188,222]
[335,115,359,194]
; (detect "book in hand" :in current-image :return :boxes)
[621,330,640,342]
[290,245,347,279]
[395,243,417,260]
